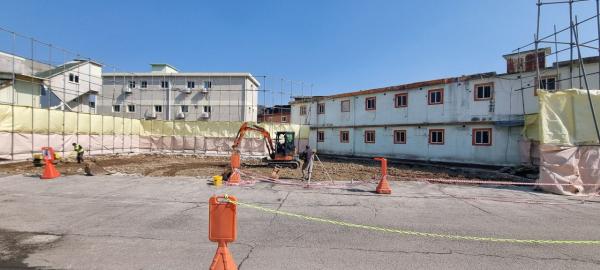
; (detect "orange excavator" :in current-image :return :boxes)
[231,122,300,169]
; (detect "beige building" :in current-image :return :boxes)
[100,64,260,122]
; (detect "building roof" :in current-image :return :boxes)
[102,72,261,86]
[291,72,497,103]
[502,47,551,58]
[150,63,179,71]
[35,60,101,79]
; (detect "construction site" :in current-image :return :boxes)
[1,1,600,269]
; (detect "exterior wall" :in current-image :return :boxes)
[99,75,259,121]
[258,112,291,123]
[292,62,600,166]
[0,79,42,106]
[46,62,102,113]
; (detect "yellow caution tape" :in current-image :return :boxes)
[225,197,600,245]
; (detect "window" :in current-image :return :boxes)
[317,103,325,114]
[317,131,325,142]
[395,93,408,107]
[88,94,96,109]
[299,105,307,115]
[281,115,288,122]
[393,130,406,144]
[180,105,189,113]
[203,106,212,113]
[341,100,350,112]
[112,105,121,112]
[161,81,170,88]
[365,97,376,110]
[187,81,195,89]
[538,76,557,92]
[340,131,349,143]
[68,73,79,83]
[429,129,444,144]
[129,81,136,89]
[474,83,493,100]
[472,128,492,146]
[428,89,444,105]
[141,81,148,88]
[127,104,135,112]
[364,130,376,143]
[204,81,212,89]
[154,105,163,113]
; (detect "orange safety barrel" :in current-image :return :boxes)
[209,195,237,242]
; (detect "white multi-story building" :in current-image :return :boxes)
[291,49,600,166]
[100,64,260,122]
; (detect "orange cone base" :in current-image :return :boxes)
[41,162,61,180]
[210,242,237,270]
[227,171,241,186]
[376,176,391,194]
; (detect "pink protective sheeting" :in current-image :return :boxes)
[518,138,532,165]
[13,133,33,155]
[183,136,195,151]
[538,145,600,195]
[102,135,115,153]
[90,135,103,152]
[131,135,140,152]
[205,137,233,153]
[139,136,152,150]
[50,134,66,153]
[239,138,267,156]
[172,136,184,151]
[159,136,172,151]
[113,135,124,153]
[0,132,12,159]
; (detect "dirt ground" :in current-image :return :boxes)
[0,153,534,182]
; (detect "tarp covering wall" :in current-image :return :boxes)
[0,104,309,160]
[534,89,600,195]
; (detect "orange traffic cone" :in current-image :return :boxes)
[209,241,237,270]
[41,160,60,180]
[376,175,392,194]
[228,152,241,185]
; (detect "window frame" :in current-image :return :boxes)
[204,81,212,89]
[472,128,492,146]
[129,81,136,89]
[393,130,407,144]
[127,104,135,113]
[140,81,148,88]
[317,131,325,142]
[536,76,557,96]
[112,105,121,113]
[180,105,189,113]
[428,129,445,145]
[160,81,169,89]
[187,81,195,89]
[365,97,376,111]
[394,93,408,108]
[341,100,351,112]
[317,103,326,114]
[428,89,444,105]
[281,115,288,123]
[299,105,307,115]
[154,105,163,113]
[340,130,350,143]
[364,130,376,144]
[203,105,212,113]
[474,83,493,101]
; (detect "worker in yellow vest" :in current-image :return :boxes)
[72,143,84,163]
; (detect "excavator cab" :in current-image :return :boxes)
[274,132,296,160]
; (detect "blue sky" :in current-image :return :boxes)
[1,0,598,98]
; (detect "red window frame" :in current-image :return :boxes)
[428,89,444,105]
[428,129,445,145]
[339,130,350,143]
[393,130,406,144]
[317,103,325,114]
[341,100,350,112]
[394,93,408,107]
[472,128,492,146]
[317,131,325,142]
[364,130,376,143]
[474,83,494,101]
[365,97,376,111]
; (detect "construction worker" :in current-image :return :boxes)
[301,145,314,181]
[72,143,84,163]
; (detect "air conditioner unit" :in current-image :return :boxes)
[200,87,209,94]
[182,88,192,94]
[144,110,157,119]
[176,111,186,119]
[200,112,210,119]
[125,87,133,94]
